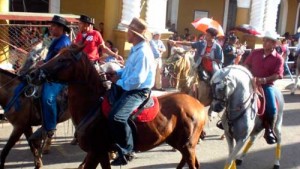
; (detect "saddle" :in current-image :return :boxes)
[75,92,160,152]
[102,95,159,122]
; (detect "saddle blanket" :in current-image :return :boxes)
[102,96,159,122]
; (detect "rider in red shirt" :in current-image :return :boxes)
[74,15,123,68]
[244,30,284,144]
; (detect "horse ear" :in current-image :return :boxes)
[225,77,236,96]
[70,43,85,53]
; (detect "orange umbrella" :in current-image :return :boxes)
[191,17,224,37]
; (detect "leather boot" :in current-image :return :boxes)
[264,116,277,144]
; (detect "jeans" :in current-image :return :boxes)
[41,82,65,131]
[284,61,293,80]
[108,87,149,156]
[262,85,276,118]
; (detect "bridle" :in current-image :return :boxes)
[211,67,256,130]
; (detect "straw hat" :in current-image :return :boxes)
[127,17,151,41]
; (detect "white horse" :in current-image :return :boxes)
[210,65,284,169]
[291,55,300,95]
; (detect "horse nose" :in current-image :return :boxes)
[211,102,224,112]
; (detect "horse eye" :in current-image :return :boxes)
[58,58,67,62]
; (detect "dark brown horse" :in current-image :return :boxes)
[0,68,70,169]
[29,44,207,169]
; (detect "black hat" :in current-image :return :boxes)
[78,15,95,25]
[229,35,237,41]
[50,15,70,32]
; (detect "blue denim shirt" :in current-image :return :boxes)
[116,41,155,91]
[44,34,71,62]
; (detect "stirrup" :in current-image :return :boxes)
[264,129,277,144]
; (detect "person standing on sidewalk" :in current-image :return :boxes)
[150,31,166,91]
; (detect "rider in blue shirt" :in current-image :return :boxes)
[30,15,71,140]
[108,17,155,166]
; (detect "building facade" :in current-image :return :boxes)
[1,0,300,56]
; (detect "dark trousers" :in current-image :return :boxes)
[108,86,149,156]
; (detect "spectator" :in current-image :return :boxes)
[150,31,166,91]
[223,35,238,67]
[99,22,104,36]
[280,38,293,80]
[183,28,190,40]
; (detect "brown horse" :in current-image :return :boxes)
[28,44,207,169]
[0,68,70,169]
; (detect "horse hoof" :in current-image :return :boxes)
[273,165,280,169]
[236,159,243,166]
[78,164,84,169]
[220,134,225,140]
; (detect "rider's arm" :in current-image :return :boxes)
[169,40,193,47]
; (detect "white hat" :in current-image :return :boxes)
[263,30,279,41]
[153,31,160,35]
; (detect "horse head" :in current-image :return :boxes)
[28,44,89,85]
[210,67,236,112]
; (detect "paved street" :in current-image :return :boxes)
[0,77,299,169]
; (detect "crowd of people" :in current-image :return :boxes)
[18,13,298,167]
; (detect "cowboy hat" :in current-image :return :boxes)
[127,17,151,41]
[50,15,70,32]
[263,30,279,41]
[78,14,95,25]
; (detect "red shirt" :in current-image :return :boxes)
[244,49,284,85]
[75,30,103,61]
[202,46,213,72]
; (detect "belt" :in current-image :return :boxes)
[90,60,99,65]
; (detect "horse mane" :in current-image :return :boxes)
[57,43,84,55]
[0,68,18,78]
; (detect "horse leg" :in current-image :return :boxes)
[235,133,259,166]
[98,152,111,169]
[42,137,52,154]
[273,118,282,169]
[176,147,198,169]
[0,127,24,169]
[23,127,43,169]
[83,153,98,169]
[224,134,247,169]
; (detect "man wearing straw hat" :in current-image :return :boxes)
[244,30,284,144]
[107,17,155,166]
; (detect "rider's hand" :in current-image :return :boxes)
[36,60,44,67]
[106,71,119,83]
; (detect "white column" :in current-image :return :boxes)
[237,0,251,8]
[49,0,60,13]
[145,0,168,32]
[169,0,179,29]
[249,0,266,32]
[263,0,281,32]
[117,0,141,30]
